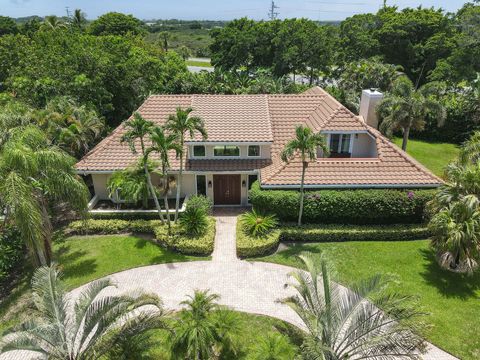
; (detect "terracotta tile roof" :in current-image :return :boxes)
[76,87,442,188]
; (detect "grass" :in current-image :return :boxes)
[186,60,212,67]
[142,312,302,359]
[259,240,480,360]
[394,137,459,177]
[0,234,206,334]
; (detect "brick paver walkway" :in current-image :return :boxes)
[0,210,457,360]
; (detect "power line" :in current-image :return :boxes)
[268,0,279,20]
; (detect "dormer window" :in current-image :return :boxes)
[329,134,352,158]
[248,145,260,157]
[214,145,240,157]
[193,145,206,157]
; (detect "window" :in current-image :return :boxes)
[196,175,207,196]
[248,175,258,190]
[193,145,205,157]
[213,145,240,157]
[329,134,352,158]
[248,145,260,157]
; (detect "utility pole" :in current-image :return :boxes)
[268,0,279,20]
[65,6,71,19]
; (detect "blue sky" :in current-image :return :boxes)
[1,0,468,21]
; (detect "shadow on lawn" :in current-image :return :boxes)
[54,245,97,281]
[420,248,480,300]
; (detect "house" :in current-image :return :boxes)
[76,87,442,209]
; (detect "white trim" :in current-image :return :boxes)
[321,130,369,135]
[247,144,261,158]
[261,183,441,189]
[185,141,272,146]
[77,170,114,175]
[195,174,207,196]
[87,195,99,210]
[184,170,259,175]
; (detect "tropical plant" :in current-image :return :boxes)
[186,195,213,215]
[70,9,86,30]
[0,126,88,265]
[147,125,182,229]
[283,254,426,360]
[0,100,33,148]
[281,125,329,226]
[247,333,296,360]
[40,15,67,31]
[177,45,192,61]
[377,77,446,150]
[121,112,165,224]
[240,209,278,237]
[459,130,480,165]
[170,290,240,360]
[165,107,207,223]
[35,97,105,158]
[0,264,167,359]
[180,206,209,236]
[107,159,160,209]
[429,194,480,274]
[158,31,171,52]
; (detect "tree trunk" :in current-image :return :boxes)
[402,127,410,151]
[40,202,53,265]
[163,169,171,231]
[309,68,314,86]
[298,162,307,226]
[144,161,165,224]
[174,135,184,223]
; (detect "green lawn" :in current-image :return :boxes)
[394,137,459,177]
[143,312,302,359]
[186,60,212,67]
[260,240,480,360]
[0,234,205,334]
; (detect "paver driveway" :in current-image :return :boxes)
[0,209,457,360]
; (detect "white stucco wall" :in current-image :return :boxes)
[352,133,377,158]
[188,144,271,159]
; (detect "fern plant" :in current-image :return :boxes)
[241,210,278,237]
[180,206,209,236]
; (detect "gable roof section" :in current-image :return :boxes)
[76,87,442,188]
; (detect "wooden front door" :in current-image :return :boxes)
[213,175,241,205]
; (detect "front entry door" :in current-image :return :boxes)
[213,175,241,205]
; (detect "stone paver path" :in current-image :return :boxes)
[0,210,457,360]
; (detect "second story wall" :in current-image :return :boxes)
[188,143,271,160]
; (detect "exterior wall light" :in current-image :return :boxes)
[242,180,246,187]
[208,180,212,188]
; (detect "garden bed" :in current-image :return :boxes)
[94,198,185,211]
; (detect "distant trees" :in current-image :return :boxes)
[88,12,145,36]
[0,16,18,36]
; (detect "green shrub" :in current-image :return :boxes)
[89,211,166,220]
[249,182,436,224]
[67,219,161,234]
[279,224,430,242]
[240,210,278,237]
[0,227,25,290]
[236,220,281,258]
[155,217,216,255]
[180,206,209,236]
[186,195,213,215]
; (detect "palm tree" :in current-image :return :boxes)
[147,126,182,230]
[170,290,240,360]
[107,159,159,209]
[37,97,104,158]
[71,9,86,30]
[281,125,329,226]
[459,130,480,166]
[377,77,446,151]
[40,15,67,31]
[0,126,89,265]
[165,107,207,223]
[0,264,166,359]
[283,254,426,360]
[121,112,166,224]
[158,31,171,52]
[247,333,296,360]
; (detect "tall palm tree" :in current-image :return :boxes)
[40,15,67,31]
[281,125,329,226]
[283,254,426,360]
[165,107,207,223]
[121,112,166,224]
[0,126,88,265]
[0,264,166,359]
[170,290,240,360]
[158,31,171,52]
[377,77,446,151]
[147,126,182,230]
[71,9,86,30]
[459,130,480,166]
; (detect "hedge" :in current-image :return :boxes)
[249,182,436,224]
[236,222,430,257]
[67,218,215,256]
[89,212,168,220]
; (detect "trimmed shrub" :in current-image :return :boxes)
[67,219,161,234]
[186,195,213,215]
[154,217,216,256]
[89,212,166,221]
[249,182,436,224]
[236,220,281,258]
[0,227,25,291]
[279,224,430,242]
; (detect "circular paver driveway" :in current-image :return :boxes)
[0,212,457,360]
